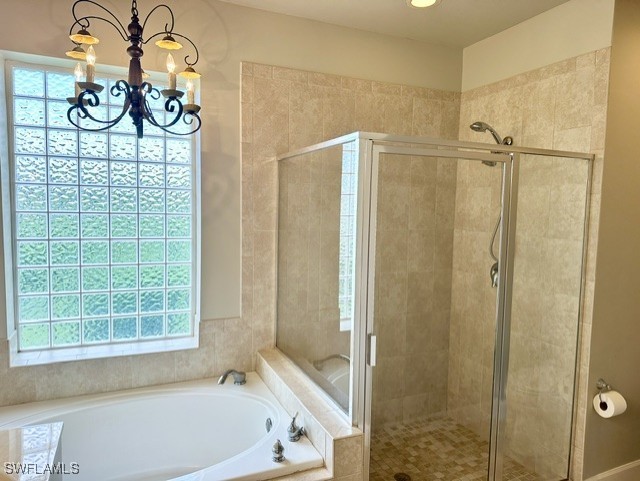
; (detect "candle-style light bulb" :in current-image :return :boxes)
[186,79,195,105]
[74,62,83,98]
[166,53,177,90]
[85,46,96,83]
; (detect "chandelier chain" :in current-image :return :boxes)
[131,0,139,18]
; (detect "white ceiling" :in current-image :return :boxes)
[217,0,571,47]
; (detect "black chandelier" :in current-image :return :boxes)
[66,0,202,138]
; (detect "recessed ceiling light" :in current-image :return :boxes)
[406,0,441,7]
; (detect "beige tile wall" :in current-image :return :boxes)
[241,62,461,429]
[453,48,610,480]
[372,154,457,427]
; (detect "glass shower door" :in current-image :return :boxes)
[366,145,509,481]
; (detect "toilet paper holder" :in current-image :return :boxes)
[596,378,612,404]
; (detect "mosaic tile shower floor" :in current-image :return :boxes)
[370,417,542,481]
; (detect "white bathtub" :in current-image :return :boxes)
[0,373,323,481]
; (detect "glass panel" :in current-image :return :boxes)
[111,215,137,238]
[80,187,109,212]
[139,162,165,187]
[141,315,164,337]
[19,296,49,322]
[14,68,45,97]
[82,267,109,291]
[110,161,137,186]
[18,241,48,266]
[46,72,75,100]
[112,266,137,290]
[140,290,164,313]
[140,265,165,288]
[52,321,81,346]
[48,130,78,157]
[113,292,137,315]
[111,188,137,212]
[368,151,502,481]
[140,189,165,213]
[16,184,47,211]
[14,98,45,126]
[140,215,165,237]
[17,213,47,238]
[168,265,190,287]
[138,137,165,162]
[15,127,46,154]
[504,155,590,480]
[81,214,109,238]
[167,165,191,188]
[16,156,47,183]
[51,294,80,319]
[81,241,109,265]
[51,268,79,292]
[80,133,108,159]
[49,158,78,184]
[20,323,50,349]
[80,160,109,185]
[49,186,79,211]
[168,240,190,262]
[83,293,110,317]
[48,101,73,129]
[168,289,189,311]
[113,317,137,340]
[167,216,190,237]
[50,213,79,238]
[18,269,49,294]
[167,190,190,213]
[168,313,190,335]
[110,135,137,161]
[276,142,356,413]
[111,241,137,264]
[83,318,109,343]
[166,139,191,163]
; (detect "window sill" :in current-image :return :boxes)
[9,334,199,367]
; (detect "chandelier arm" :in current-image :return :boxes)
[143,97,184,129]
[157,113,202,136]
[141,4,175,37]
[67,99,131,132]
[158,32,200,66]
[70,0,129,40]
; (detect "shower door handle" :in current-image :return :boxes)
[367,334,377,367]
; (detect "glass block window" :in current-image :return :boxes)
[339,141,358,323]
[10,63,196,352]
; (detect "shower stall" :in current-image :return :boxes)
[276,132,592,481]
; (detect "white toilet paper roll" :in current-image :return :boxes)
[593,390,627,418]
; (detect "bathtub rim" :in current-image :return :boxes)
[0,372,325,481]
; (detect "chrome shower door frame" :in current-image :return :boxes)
[361,140,513,481]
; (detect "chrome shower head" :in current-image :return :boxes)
[470,121,503,145]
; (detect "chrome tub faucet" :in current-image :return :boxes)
[218,369,246,385]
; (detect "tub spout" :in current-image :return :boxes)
[218,369,246,385]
